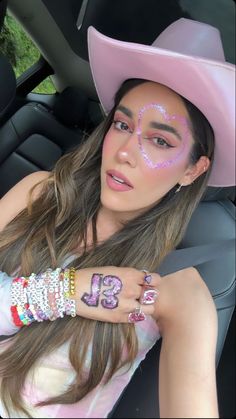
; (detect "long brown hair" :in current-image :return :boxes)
[0,79,214,417]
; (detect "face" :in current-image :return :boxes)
[100,82,195,219]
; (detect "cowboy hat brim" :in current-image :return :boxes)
[88,26,235,187]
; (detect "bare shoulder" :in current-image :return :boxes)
[0,171,50,232]
[154,266,217,334]
[165,266,209,293]
[178,266,204,281]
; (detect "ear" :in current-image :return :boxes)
[179,156,211,186]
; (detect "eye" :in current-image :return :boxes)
[113,120,132,133]
[145,136,175,148]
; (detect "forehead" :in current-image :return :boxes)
[118,81,189,120]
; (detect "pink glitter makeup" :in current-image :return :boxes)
[137,103,190,169]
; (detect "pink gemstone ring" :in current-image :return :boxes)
[140,289,158,305]
[128,307,146,323]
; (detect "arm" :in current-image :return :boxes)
[3,266,159,334]
[155,268,219,418]
[0,171,50,335]
[0,171,50,232]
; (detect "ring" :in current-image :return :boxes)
[128,306,146,323]
[140,289,158,305]
[141,269,152,285]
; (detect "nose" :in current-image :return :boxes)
[116,131,139,167]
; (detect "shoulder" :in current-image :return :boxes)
[0,171,50,232]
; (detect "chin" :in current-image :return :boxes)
[100,191,137,213]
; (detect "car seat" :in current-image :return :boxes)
[0,52,102,197]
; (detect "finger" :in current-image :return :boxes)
[138,269,162,286]
[120,283,142,300]
[126,302,156,323]
[145,272,162,287]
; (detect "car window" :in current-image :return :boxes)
[0,12,56,94]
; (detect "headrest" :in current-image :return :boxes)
[53,86,89,128]
[0,53,16,119]
[202,186,235,202]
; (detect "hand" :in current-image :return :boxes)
[74,266,161,323]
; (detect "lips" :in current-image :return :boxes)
[106,170,133,188]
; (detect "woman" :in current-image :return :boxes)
[0,18,235,418]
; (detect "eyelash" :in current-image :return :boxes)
[112,119,175,149]
[113,120,132,133]
[144,136,175,149]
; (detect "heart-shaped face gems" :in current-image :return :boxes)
[137,103,190,169]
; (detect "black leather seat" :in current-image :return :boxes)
[0,53,94,198]
[0,100,88,197]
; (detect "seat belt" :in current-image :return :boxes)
[158,238,235,276]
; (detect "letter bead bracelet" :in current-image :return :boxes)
[10,267,76,327]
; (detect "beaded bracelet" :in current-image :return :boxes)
[10,267,77,327]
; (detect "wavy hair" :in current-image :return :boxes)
[0,79,214,417]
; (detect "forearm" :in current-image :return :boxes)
[1,266,153,330]
[158,319,219,418]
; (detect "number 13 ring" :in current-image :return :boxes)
[128,305,146,323]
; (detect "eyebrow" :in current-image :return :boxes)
[150,122,182,141]
[116,105,182,141]
[116,104,133,118]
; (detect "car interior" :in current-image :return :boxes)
[0,0,235,417]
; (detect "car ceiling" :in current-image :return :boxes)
[40,0,195,61]
[7,0,235,96]
[41,0,235,64]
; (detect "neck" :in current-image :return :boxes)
[96,206,124,242]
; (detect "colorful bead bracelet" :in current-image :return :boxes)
[10,267,77,327]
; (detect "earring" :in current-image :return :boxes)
[175,184,183,193]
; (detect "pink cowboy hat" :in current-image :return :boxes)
[88,18,235,187]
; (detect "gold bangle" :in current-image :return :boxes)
[69,267,76,297]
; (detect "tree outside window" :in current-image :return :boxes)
[0,13,56,94]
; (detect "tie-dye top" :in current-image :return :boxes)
[0,271,161,418]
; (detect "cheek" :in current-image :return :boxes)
[141,158,187,188]
[139,140,193,188]
[102,131,114,159]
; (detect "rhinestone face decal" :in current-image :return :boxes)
[137,103,190,169]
